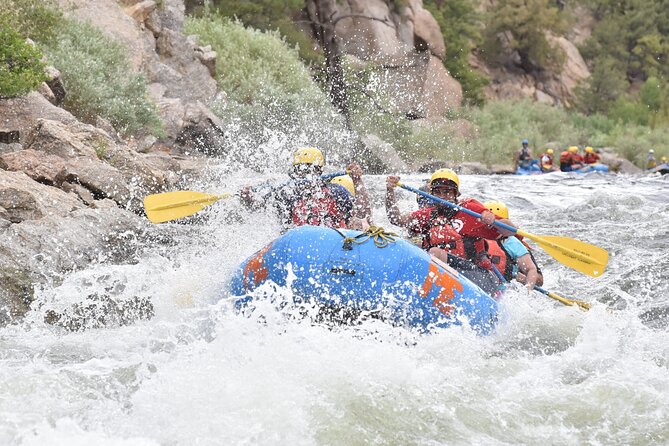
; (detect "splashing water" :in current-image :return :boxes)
[2,168,669,445]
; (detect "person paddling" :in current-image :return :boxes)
[240,147,369,230]
[385,169,516,293]
[560,146,583,172]
[583,146,600,164]
[483,201,543,292]
[540,148,555,172]
[647,149,657,170]
[515,139,533,170]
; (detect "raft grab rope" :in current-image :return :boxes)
[334,226,398,250]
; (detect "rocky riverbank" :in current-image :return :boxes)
[0,0,641,328]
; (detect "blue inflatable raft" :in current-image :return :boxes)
[229,226,499,334]
[572,163,609,174]
[649,163,669,175]
[516,160,609,175]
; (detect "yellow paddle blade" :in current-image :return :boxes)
[143,190,230,224]
[517,231,609,278]
[546,291,591,311]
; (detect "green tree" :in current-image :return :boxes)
[575,57,627,115]
[483,0,567,72]
[424,0,489,106]
[193,0,322,66]
[0,23,46,98]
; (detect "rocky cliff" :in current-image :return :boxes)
[0,0,219,325]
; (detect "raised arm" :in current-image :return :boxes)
[385,175,413,227]
[347,162,371,222]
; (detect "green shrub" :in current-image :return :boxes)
[0,0,63,43]
[483,0,568,72]
[185,15,349,163]
[0,23,46,98]
[43,18,163,136]
[201,0,322,66]
[467,99,669,166]
[424,0,489,106]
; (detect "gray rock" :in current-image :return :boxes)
[0,93,78,144]
[358,134,410,174]
[0,170,83,223]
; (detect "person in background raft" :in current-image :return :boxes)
[515,139,533,170]
[385,169,516,294]
[559,146,583,172]
[583,146,600,164]
[540,148,555,172]
[661,156,668,165]
[483,201,543,292]
[647,149,657,170]
[240,147,370,231]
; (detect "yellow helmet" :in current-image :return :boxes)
[330,175,355,195]
[568,146,579,153]
[292,147,325,167]
[484,201,509,219]
[546,148,554,155]
[430,168,460,189]
[585,146,594,153]
[661,156,667,163]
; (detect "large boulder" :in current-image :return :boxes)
[0,171,83,223]
[0,205,151,325]
[307,0,461,119]
[359,134,410,174]
[0,93,79,144]
[479,32,591,106]
[54,0,220,147]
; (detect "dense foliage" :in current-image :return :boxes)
[482,0,568,72]
[468,100,669,165]
[424,0,489,106]
[0,23,46,98]
[190,0,322,66]
[185,14,350,166]
[577,0,669,127]
[43,19,163,135]
[0,0,162,136]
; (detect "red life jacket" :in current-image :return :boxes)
[583,153,599,164]
[291,187,347,228]
[420,213,466,257]
[485,239,514,282]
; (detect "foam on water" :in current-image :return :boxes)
[2,170,669,445]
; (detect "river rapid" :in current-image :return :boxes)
[2,168,668,445]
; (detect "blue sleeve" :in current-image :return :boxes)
[327,183,354,216]
[503,236,529,260]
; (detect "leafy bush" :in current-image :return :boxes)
[468,99,669,166]
[191,0,322,66]
[0,23,46,98]
[43,18,163,136]
[0,0,63,43]
[482,0,568,72]
[185,15,350,168]
[424,0,489,106]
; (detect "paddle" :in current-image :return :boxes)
[534,286,590,311]
[396,182,609,278]
[490,261,590,310]
[144,171,347,224]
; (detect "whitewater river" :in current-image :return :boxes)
[2,169,668,445]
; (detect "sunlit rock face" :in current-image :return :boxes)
[307,0,462,121]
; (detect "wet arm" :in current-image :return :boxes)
[517,253,539,291]
[385,176,411,227]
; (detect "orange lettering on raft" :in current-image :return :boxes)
[243,244,272,290]
[419,263,463,316]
